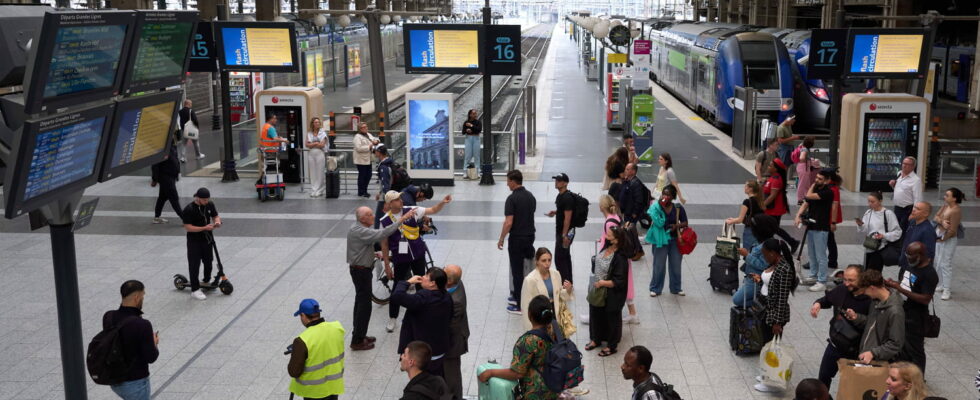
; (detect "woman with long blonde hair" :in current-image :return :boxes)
[882,362,928,400]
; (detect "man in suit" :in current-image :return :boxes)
[177,99,204,162]
[390,267,453,377]
[443,264,469,399]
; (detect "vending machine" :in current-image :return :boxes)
[255,87,324,183]
[839,93,930,192]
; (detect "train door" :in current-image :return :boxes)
[696,59,711,109]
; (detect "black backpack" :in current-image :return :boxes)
[650,373,683,400]
[569,192,589,228]
[527,321,584,393]
[87,315,138,385]
[390,162,412,192]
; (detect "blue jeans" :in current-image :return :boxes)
[732,277,758,307]
[806,230,830,284]
[111,377,150,400]
[650,239,682,294]
[741,226,758,251]
[463,135,481,168]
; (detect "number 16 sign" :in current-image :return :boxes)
[486,25,522,75]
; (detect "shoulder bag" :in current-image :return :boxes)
[862,210,883,250]
[675,204,698,255]
[182,120,199,140]
[715,223,741,260]
[923,301,941,338]
[877,211,902,266]
[586,251,609,307]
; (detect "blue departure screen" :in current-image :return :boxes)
[24,117,105,200]
[44,24,127,98]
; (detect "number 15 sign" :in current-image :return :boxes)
[486,25,522,75]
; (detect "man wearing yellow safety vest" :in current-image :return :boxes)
[258,114,289,181]
[288,299,344,400]
[379,190,453,333]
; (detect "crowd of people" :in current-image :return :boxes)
[98,114,971,400]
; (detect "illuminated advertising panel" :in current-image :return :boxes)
[403,24,483,74]
[845,29,929,78]
[214,21,299,73]
[100,90,182,181]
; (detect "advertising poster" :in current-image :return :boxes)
[314,51,324,88]
[304,51,316,86]
[345,44,362,86]
[631,94,655,164]
[849,34,924,73]
[405,92,454,180]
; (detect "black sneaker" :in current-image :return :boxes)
[802,262,810,270]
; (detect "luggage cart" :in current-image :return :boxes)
[256,146,286,202]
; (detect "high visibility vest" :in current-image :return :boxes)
[259,123,279,148]
[289,321,345,398]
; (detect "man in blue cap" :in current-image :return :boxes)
[287,299,345,400]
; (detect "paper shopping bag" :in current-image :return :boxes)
[758,336,794,391]
[837,359,889,400]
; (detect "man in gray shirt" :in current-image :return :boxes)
[347,206,415,350]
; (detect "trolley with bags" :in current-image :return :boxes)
[256,145,286,201]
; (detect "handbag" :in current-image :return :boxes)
[923,301,941,338]
[715,223,741,260]
[182,120,199,140]
[877,212,901,266]
[862,210,883,250]
[829,312,862,355]
[586,252,609,307]
[675,204,697,255]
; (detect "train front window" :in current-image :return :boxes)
[745,67,779,89]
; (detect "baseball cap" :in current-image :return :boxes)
[293,298,321,316]
[551,173,569,182]
[194,187,211,198]
[384,190,402,203]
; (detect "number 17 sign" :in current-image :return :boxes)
[806,29,848,80]
[486,25,522,75]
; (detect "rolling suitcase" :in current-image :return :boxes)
[707,255,739,294]
[476,362,516,400]
[730,290,765,355]
[324,170,340,199]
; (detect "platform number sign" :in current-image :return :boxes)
[486,25,521,75]
[188,22,217,72]
[806,29,848,80]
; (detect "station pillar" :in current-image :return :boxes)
[256,0,281,21]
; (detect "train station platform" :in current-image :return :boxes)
[0,25,978,400]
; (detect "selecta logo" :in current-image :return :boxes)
[869,103,892,111]
[869,103,876,111]
[272,96,279,104]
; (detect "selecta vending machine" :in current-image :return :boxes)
[839,93,930,193]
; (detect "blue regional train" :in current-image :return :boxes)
[646,23,796,130]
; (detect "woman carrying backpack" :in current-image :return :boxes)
[478,295,561,399]
[794,136,820,205]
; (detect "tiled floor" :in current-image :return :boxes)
[1,25,978,400]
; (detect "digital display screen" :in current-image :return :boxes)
[100,90,182,182]
[109,101,176,168]
[849,33,925,74]
[24,115,106,200]
[123,12,197,93]
[403,24,483,74]
[408,98,451,170]
[44,24,127,98]
[220,26,294,68]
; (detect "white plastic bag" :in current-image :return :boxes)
[759,336,794,391]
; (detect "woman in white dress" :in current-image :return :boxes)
[305,117,328,197]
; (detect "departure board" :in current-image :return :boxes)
[44,25,127,98]
[214,22,298,72]
[4,103,113,219]
[22,11,136,114]
[123,11,197,94]
[845,29,929,78]
[24,116,105,200]
[100,90,182,182]
[403,24,483,74]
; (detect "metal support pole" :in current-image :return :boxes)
[479,0,495,184]
[366,11,391,148]
[828,8,845,167]
[51,221,87,400]
[219,68,237,181]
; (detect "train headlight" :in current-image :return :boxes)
[781,98,793,111]
[808,86,829,102]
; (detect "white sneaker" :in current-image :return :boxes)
[941,289,950,300]
[623,314,640,324]
[386,318,396,332]
[152,217,168,224]
[179,157,186,163]
[580,314,590,325]
[191,289,206,300]
[755,375,763,382]
[808,282,827,292]
[754,382,780,393]
[196,153,206,160]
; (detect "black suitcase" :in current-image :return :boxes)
[325,170,340,198]
[707,255,739,294]
[730,305,765,355]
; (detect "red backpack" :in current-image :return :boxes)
[790,145,805,164]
